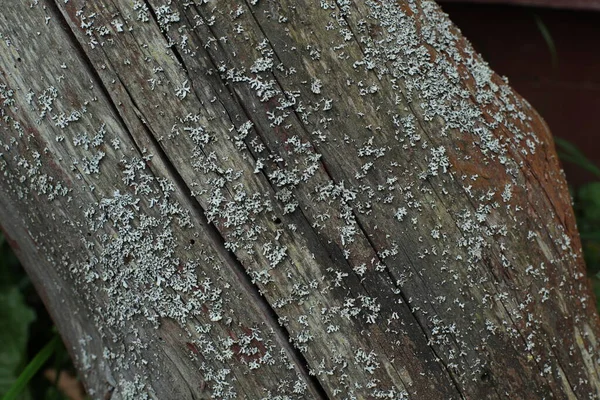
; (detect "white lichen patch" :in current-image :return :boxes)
[80,157,212,327]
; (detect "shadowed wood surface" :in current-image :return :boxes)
[0,0,599,399]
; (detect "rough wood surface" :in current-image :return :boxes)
[0,0,599,399]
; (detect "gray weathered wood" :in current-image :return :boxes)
[1,0,599,399]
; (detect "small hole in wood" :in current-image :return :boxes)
[480,371,491,383]
[190,239,195,245]
[274,217,282,225]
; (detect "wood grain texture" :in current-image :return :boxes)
[0,0,598,399]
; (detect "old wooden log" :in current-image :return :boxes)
[1,0,598,398]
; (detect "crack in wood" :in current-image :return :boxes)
[69,0,330,397]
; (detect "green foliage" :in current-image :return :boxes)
[574,182,600,274]
[0,234,73,400]
[555,136,600,275]
[555,138,600,310]
[0,287,35,400]
[593,276,600,312]
[0,234,35,400]
[2,336,60,400]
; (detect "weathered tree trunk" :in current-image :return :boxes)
[1,0,599,398]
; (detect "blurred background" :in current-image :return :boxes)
[1,1,600,399]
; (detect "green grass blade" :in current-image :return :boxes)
[557,152,600,176]
[555,137,600,177]
[1,335,60,400]
[555,136,589,158]
[533,14,558,68]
